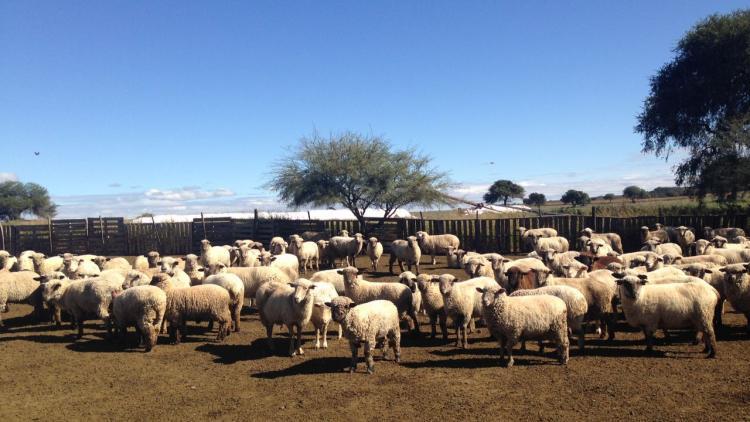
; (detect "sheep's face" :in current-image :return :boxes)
[416,275,435,293]
[694,240,710,255]
[399,274,418,292]
[564,263,587,278]
[641,240,660,252]
[92,256,108,268]
[438,275,457,296]
[644,255,663,271]
[147,251,161,267]
[605,262,626,276]
[326,296,354,323]
[339,230,349,237]
[406,236,419,249]
[368,237,378,247]
[532,268,551,286]
[31,253,46,266]
[42,277,68,305]
[291,237,304,249]
[581,228,593,238]
[676,226,688,237]
[123,271,147,289]
[337,267,359,285]
[682,265,709,279]
[290,282,315,304]
[184,254,200,270]
[541,249,556,264]
[158,258,180,276]
[207,263,227,275]
[710,236,728,248]
[614,273,648,300]
[150,273,172,290]
[200,240,211,250]
[703,227,714,239]
[720,264,749,286]
[478,285,505,308]
[504,268,524,292]
[464,258,485,278]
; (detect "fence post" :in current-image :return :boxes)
[591,206,597,232]
[253,209,258,238]
[0,220,4,250]
[99,216,106,254]
[48,218,53,254]
[419,211,425,231]
[201,212,207,240]
[474,210,480,250]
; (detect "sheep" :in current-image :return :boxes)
[388,236,421,275]
[43,275,123,338]
[269,236,288,255]
[678,263,726,328]
[256,279,316,356]
[328,233,365,267]
[157,257,191,288]
[710,235,749,250]
[235,245,262,267]
[200,239,231,268]
[641,240,683,257]
[398,271,422,314]
[310,269,347,295]
[445,246,463,269]
[31,253,64,275]
[233,239,254,248]
[287,234,303,255]
[693,239,750,264]
[418,275,448,339]
[729,235,750,247]
[317,240,334,269]
[586,238,616,257]
[366,237,383,272]
[73,259,101,279]
[672,226,697,255]
[703,227,746,240]
[415,231,460,265]
[150,273,231,344]
[338,266,420,333]
[616,266,690,284]
[477,284,569,367]
[122,270,153,289]
[640,226,669,244]
[301,231,331,242]
[533,236,570,254]
[183,254,204,285]
[205,263,291,300]
[510,285,587,350]
[718,263,750,334]
[325,296,401,374]
[202,272,245,332]
[269,253,300,281]
[613,273,718,357]
[481,253,513,284]
[503,258,550,291]
[438,274,499,348]
[111,285,167,352]
[541,250,587,278]
[17,250,36,272]
[580,228,623,254]
[0,250,17,271]
[518,227,558,252]
[0,271,43,326]
[310,280,341,349]
[463,255,494,279]
[289,237,320,273]
[133,255,149,272]
[616,251,663,271]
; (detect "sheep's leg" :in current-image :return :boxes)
[576,326,585,351]
[415,263,420,276]
[713,299,724,331]
[53,306,62,328]
[287,325,296,356]
[520,340,527,353]
[429,313,437,339]
[409,310,420,335]
[295,323,304,356]
[505,337,516,368]
[315,327,321,349]
[388,256,395,274]
[431,254,436,266]
[557,331,570,365]
[76,318,85,339]
[438,312,448,340]
[643,328,655,353]
[322,321,329,349]
[703,323,717,358]
[454,320,462,348]
[462,322,469,348]
[364,340,375,374]
[398,260,405,273]
[265,324,274,350]
[605,314,616,341]
[391,332,401,363]
[349,342,359,373]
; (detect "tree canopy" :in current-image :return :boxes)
[560,189,590,207]
[623,185,648,203]
[636,10,750,202]
[0,181,57,220]
[483,180,524,206]
[603,193,616,202]
[266,131,450,230]
[523,192,546,216]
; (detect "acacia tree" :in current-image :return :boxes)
[0,181,57,220]
[483,180,524,206]
[636,10,750,202]
[267,131,450,231]
[523,192,546,216]
[603,193,616,203]
[623,185,648,203]
[560,189,590,208]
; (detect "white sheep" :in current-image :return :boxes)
[43,275,123,338]
[398,271,423,315]
[338,266,420,333]
[640,240,683,257]
[415,231,460,265]
[0,270,43,326]
[122,270,153,290]
[418,275,448,339]
[445,246,463,269]
[203,272,245,332]
[183,254,205,285]
[289,237,319,273]
[533,236,570,254]
[541,250,587,278]
[200,239,231,268]
[478,284,569,367]
[316,240,334,269]
[310,280,341,349]
[580,228,623,254]
[157,257,191,288]
[206,263,291,301]
[693,239,750,264]
[31,253,64,275]
[17,250,36,272]
[328,233,365,267]
[310,269,347,295]
[719,263,750,333]
[269,253,300,281]
[518,227,557,251]
[438,274,499,348]
[586,238,616,257]
[111,285,167,352]
[388,236,421,275]
[366,237,383,272]
[325,296,401,374]
[613,273,718,357]
[101,257,132,271]
[710,235,749,250]
[269,236,288,255]
[640,226,669,244]
[73,259,101,279]
[0,250,17,271]
[672,226,696,255]
[509,284,587,350]
[256,279,316,356]
[150,273,232,344]
[463,255,494,279]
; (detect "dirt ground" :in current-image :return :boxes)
[1,254,750,421]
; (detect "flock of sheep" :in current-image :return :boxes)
[1,224,749,373]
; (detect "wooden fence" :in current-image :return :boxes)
[0,214,747,257]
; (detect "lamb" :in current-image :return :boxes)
[616,251,663,271]
[0,250,17,271]
[445,246,463,269]
[73,259,102,279]
[509,285,587,350]
[704,227,746,240]
[200,239,231,268]
[236,245,262,267]
[640,240,683,257]
[388,236,421,275]
[366,237,383,272]
[325,296,401,374]
[31,253,64,275]
[463,255,494,279]
[418,275,448,339]
[43,275,123,338]
[518,227,558,252]
[477,284,569,367]
[205,263,291,300]
[111,285,167,352]
[310,269,347,295]
[269,253,300,281]
[316,240,334,269]
[202,272,245,332]
[640,226,669,244]
[269,236,288,255]
[150,273,231,344]
[533,236,570,254]
[309,280,341,349]
[338,266,420,333]
[17,250,36,272]
[398,271,423,315]
[92,256,132,271]
[438,274,499,348]
[693,239,750,264]
[183,254,205,285]
[673,226,697,255]
[718,263,750,333]
[122,270,153,289]
[256,279,316,356]
[0,271,43,326]
[710,235,749,250]
[328,233,365,267]
[289,237,319,273]
[586,238,615,257]
[580,228,623,254]
[157,257,191,288]
[613,273,718,357]
[541,250,587,278]
[415,231,460,265]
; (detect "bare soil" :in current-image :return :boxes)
[1,255,749,421]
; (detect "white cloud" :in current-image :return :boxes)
[0,172,18,182]
[144,187,235,201]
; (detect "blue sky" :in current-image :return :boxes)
[1,1,745,217]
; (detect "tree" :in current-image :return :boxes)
[603,193,616,203]
[623,185,648,203]
[0,181,57,220]
[266,131,450,231]
[483,180,524,206]
[636,10,750,202]
[560,190,590,208]
[523,192,546,216]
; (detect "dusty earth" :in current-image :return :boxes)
[1,254,750,421]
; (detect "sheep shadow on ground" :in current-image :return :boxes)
[401,357,557,369]
[0,333,75,345]
[250,357,352,379]
[196,337,306,363]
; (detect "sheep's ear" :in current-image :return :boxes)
[637,274,648,281]
[57,274,65,279]
[475,287,485,293]
[336,270,343,275]
[704,269,713,274]
[502,258,510,263]
[656,257,663,262]
[314,303,323,308]
[718,267,726,272]
[33,276,42,281]
[309,285,316,289]
[612,272,625,279]
[323,302,332,308]
[615,278,624,284]
[198,268,205,272]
